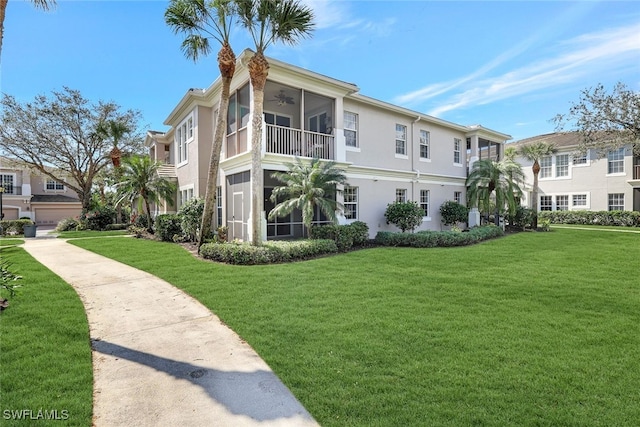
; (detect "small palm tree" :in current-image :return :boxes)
[519,141,556,228]
[236,0,315,245]
[97,119,130,168]
[269,157,347,237]
[466,158,524,225]
[116,155,177,231]
[1,0,55,57]
[165,0,236,249]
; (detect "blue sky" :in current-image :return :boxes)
[2,0,639,142]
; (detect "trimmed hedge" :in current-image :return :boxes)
[200,239,338,265]
[0,219,34,236]
[539,210,640,227]
[375,225,504,248]
[310,221,370,251]
[155,214,182,242]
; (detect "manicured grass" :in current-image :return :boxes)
[0,238,24,247]
[0,247,93,427]
[551,223,640,232]
[71,230,640,426]
[57,229,129,238]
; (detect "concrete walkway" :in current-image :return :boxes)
[23,233,318,427]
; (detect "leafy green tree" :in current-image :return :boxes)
[116,156,177,231]
[165,0,236,250]
[384,201,424,232]
[439,201,469,227]
[236,0,315,245]
[466,158,524,225]
[518,141,556,229]
[269,157,346,237]
[554,82,640,156]
[0,88,144,211]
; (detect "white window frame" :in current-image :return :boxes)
[344,111,358,149]
[572,194,588,207]
[540,195,553,211]
[176,112,195,165]
[573,152,588,166]
[608,193,624,211]
[556,195,569,211]
[607,148,624,175]
[1,174,16,194]
[395,124,407,157]
[45,179,65,191]
[216,186,223,228]
[453,138,462,165]
[343,186,358,220]
[556,154,569,178]
[420,189,430,219]
[454,191,462,204]
[419,130,430,161]
[539,156,552,179]
[395,188,407,203]
[179,186,195,208]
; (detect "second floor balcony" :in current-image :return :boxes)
[266,124,334,160]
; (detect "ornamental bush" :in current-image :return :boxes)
[375,225,504,248]
[538,210,640,227]
[439,201,469,226]
[310,221,370,251]
[56,217,80,232]
[200,239,338,265]
[507,206,536,230]
[81,205,116,230]
[178,198,204,242]
[0,219,35,236]
[384,201,424,232]
[155,214,182,242]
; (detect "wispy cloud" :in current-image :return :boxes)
[395,21,640,117]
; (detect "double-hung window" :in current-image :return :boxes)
[420,130,430,159]
[454,191,462,204]
[539,156,552,178]
[1,174,15,194]
[344,112,358,148]
[46,180,64,191]
[607,148,624,174]
[395,188,407,203]
[453,138,461,164]
[608,193,624,211]
[540,196,552,211]
[572,194,587,207]
[395,124,407,155]
[556,154,569,177]
[420,190,430,217]
[216,186,223,227]
[573,153,587,165]
[556,195,569,211]
[343,186,358,220]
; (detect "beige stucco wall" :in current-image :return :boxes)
[518,147,636,211]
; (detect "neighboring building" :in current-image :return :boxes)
[146,49,510,241]
[0,157,82,226]
[510,132,640,212]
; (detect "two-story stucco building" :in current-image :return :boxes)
[511,132,640,212]
[146,50,510,241]
[0,157,82,225]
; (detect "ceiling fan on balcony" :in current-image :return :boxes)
[270,90,295,106]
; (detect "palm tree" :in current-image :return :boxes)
[269,157,347,237]
[0,0,55,58]
[236,0,314,245]
[97,119,130,168]
[116,155,177,231]
[519,141,556,229]
[466,158,524,225]
[165,0,236,250]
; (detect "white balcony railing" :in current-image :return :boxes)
[266,124,334,160]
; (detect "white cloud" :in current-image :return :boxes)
[421,21,640,117]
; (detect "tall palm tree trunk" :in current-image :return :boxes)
[531,161,540,229]
[198,43,235,250]
[248,51,269,246]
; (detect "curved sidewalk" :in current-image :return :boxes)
[23,237,318,427]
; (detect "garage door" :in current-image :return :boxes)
[34,208,82,226]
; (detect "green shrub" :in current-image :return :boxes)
[507,206,535,229]
[375,225,504,248]
[155,214,182,242]
[384,201,424,232]
[200,239,338,265]
[539,210,640,227]
[310,221,370,251]
[81,205,116,230]
[105,223,128,231]
[56,217,80,232]
[439,201,469,226]
[131,213,149,229]
[178,198,204,242]
[0,219,34,236]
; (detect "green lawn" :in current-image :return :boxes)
[56,229,129,239]
[0,247,93,427]
[68,230,640,425]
